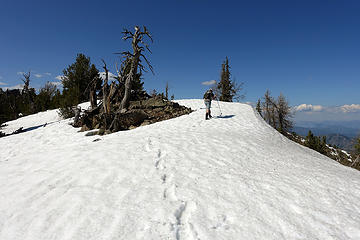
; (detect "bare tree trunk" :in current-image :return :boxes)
[22,72,31,95]
[120,71,133,112]
[165,82,169,100]
[119,26,153,112]
[102,59,110,114]
[90,87,97,109]
[351,155,360,167]
[120,30,141,112]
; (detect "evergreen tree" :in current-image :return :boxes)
[305,130,327,154]
[276,93,293,133]
[217,57,244,102]
[165,82,169,100]
[35,82,59,111]
[354,136,360,155]
[262,90,275,127]
[256,99,262,117]
[305,130,316,149]
[0,89,22,124]
[261,90,293,133]
[130,73,145,100]
[62,53,100,106]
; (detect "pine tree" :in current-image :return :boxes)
[35,82,58,111]
[354,136,360,155]
[276,93,293,133]
[165,82,169,100]
[62,53,100,106]
[305,130,327,154]
[261,90,293,133]
[305,130,316,150]
[262,90,275,127]
[217,57,244,102]
[256,99,262,117]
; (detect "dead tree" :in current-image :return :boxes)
[85,78,98,110]
[21,71,35,113]
[101,59,111,114]
[89,86,97,109]
[351,155,359,167]
[262,90,274,126]
[117,26,153,112]
[261,90,293,133]
[21,71,31,95]
[165,82,169,100]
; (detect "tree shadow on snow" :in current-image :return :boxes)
[215,115,235,119]
[1,121,58,138]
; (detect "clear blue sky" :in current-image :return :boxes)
[1,0,359,109]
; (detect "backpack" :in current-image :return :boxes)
[203,90,212,100]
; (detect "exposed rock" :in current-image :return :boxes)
[80,125,90,132]
[140,120,151,127]
[85,130,99,136]
[98,128,106,135]
[109,110,148,132]
[80,95,192,135]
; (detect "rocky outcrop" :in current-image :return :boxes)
[75,95,192,135]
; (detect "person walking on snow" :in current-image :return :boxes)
[203,88,216,120]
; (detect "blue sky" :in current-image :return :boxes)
[0,0,359,121]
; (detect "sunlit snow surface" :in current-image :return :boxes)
[0,99,359,240]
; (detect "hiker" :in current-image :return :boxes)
[203,88,216,120]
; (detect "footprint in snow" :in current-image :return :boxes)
[212,214,230,230]
[155,149,166,170]
[164,184,178,202]
[145,138,152,152]
[174,201,198,240]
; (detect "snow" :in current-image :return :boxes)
[331,151,338,156]
[0,99,359,240]
[99,71,117,81]
[1,109,62,135]
[341,150,351,157]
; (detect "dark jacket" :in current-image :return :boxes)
[203,90,214,102]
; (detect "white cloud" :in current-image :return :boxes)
[295,104,324,112]
[294,103,360,117]
[50,81,63,87]
[55,75,64,81]
[338,104,360,113]
[0,81,6,86]
[2,84,24,90]
[0,76,2,79]
[44,73,52,76]
[99,71,117,81]
[17,71,26,75]
[201,80,216,86]
[34,74,43,78]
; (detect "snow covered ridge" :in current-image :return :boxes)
[285,131,358,169]
[0,99,360,240]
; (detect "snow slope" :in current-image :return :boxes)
[0,99,359,240]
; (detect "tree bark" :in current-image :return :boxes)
[102,60,110,115]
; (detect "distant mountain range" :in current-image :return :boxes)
[293,120,360,152]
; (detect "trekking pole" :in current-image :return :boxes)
[216,98,222,116]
